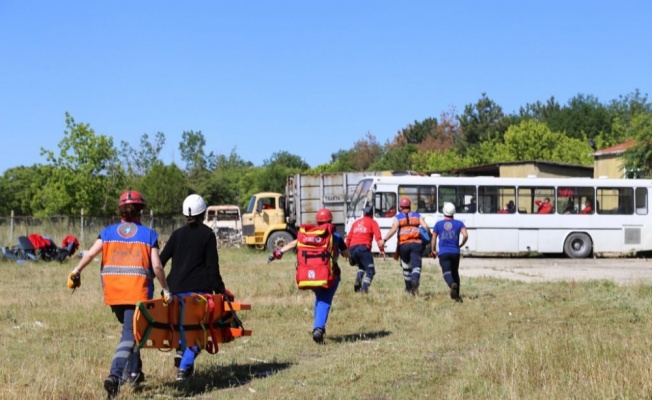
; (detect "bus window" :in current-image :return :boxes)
[438,185,476,214]
[374,192,397,217]
[636,187,648,215]
[557,187,594,214]
[518,187,555,214]
[478,186,516,214]
[597,187,634,215]
[398,185,437,213]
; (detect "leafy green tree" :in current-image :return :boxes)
[458,93,510,147]
[0,165,51,215]
[119,132,166,177]
[411,148,471,172]
[38,113,123,216]
[140,162,189,216]
[399,117,438,144]
[179,130,217,173]
[621,113,652,177]
[497,120,593,164]
[371,142,418,171]
[253,151,310,194]
[554,94,613,142]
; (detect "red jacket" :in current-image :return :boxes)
[346,216,382,249]
[535,200,553,214]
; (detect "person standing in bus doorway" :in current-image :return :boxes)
[535,197,553,214]
[346,205,385,293]
[431,202,468,303]
[382,197,430,295]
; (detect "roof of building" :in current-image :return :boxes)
[592,139,635,157]
[438,160,593,176]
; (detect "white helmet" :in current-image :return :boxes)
[182,194,207,217]
[442,202,456,217]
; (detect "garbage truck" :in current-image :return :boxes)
[242,171,423,250]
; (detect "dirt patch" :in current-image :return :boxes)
[422,256,652,285]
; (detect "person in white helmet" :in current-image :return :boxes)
[431,202,468,303]
[159,194,228,381]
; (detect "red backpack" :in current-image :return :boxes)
[295,223,335,289]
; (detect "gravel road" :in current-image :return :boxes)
[421,256,652,285]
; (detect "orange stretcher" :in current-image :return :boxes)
[134,293,251,353]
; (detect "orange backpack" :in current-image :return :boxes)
[295,223,335,289]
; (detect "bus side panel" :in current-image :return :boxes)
[475,229,519,253]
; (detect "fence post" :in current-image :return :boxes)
[81,208,84,245]
[10,210,14,242]
[150,209,154,229]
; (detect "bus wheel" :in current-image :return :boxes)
[267,231,294,251]
[564,233,592,259]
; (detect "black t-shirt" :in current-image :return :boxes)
[159,223,225,294]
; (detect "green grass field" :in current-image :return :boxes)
[2,247,652,399]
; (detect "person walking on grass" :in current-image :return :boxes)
[159,194,229,382]
[431,202,468,303]
[346,205,385,293]
[382,197,430,295]
[67,190,171,399]
[268,208,350,344]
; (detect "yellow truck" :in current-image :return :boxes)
[242,171,419,250]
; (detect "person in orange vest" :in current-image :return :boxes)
[346,205,385,293]
[580,199,594,214]
[535,197,553,214]
[67,190,171,399]
[382,197,431,295]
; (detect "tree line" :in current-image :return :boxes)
[2,90,651,218]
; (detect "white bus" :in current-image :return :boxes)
[345,175,652,258]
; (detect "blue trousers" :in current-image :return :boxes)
[398,242,423,290]
[109,305,141,381]
[350,245,376,290]
[312,277,340,332]
[438,253,461,288]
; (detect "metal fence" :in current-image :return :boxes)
[0,211,187,248]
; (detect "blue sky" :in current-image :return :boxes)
[1,1,650,175]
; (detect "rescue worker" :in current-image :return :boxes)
[431,202,468,303]
[346,205,385,293]
[67,190,171,399]
[382,197,430,295]
[159,194,229,381]
[268,208,350,343]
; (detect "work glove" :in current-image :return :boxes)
[161,288,172,305]
[268,249,283,263]
[67,270,81,289]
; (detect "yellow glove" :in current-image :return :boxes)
[67,270,81,289]
[162,289,172,305]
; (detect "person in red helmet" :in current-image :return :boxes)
[382,197,431,295]
[67,190,171,398]
[346,205,385,293]
[268,208,350,343]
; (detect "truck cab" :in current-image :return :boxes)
[241,192,295,250]
[203,205,242,248]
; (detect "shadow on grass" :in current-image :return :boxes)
[163,360,293,396]
[328,329,392,343]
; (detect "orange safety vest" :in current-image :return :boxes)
[397,212,421,244]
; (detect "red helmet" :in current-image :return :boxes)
[399,197,411,209]
[316,208,333,223]
[119,190,146,207]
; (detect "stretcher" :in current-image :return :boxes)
[134,293,251,353]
